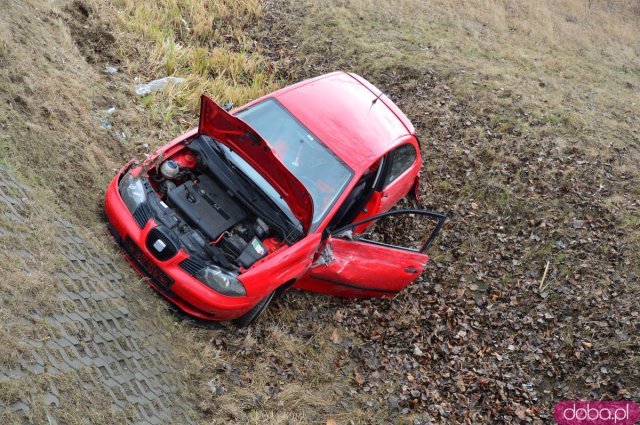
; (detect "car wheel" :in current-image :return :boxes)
[232,290,276,328]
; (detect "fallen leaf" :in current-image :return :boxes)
[330,329,341,344]
[515,407,527,420]
[354,368,364,386]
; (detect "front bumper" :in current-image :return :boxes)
[104,165,255,321]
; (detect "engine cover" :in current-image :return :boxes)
[167,174,246,240]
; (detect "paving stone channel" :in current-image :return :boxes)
[0,166,197,424]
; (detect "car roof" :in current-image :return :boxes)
[271,71,416,175]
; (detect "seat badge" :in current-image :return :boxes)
[153,239,167,252]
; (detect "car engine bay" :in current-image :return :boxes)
[139,140,285,272]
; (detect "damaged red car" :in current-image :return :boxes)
[104,71,446,326]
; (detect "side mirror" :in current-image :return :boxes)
[221,102,233,112]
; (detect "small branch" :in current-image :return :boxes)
[539,260,551,291]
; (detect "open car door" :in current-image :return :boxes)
[294,210,446,298]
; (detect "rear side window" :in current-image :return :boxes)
[385,144,416,185]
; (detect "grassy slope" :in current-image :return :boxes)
[0,1,202,422]
[104,0,277,124]
[0,0,638,423]
[103,0,639,422]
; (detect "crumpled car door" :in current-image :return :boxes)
[294,209,446,298]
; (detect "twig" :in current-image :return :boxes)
[539,260,551,291]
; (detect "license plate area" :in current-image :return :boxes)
[123,236,174,291]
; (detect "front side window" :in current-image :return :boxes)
[236,99,354,230]
[385,143,416,186]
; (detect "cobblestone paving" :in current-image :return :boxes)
[0,167,196,424]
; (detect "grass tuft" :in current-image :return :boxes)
[106,0,277,120]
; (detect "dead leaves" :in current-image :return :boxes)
[292,69,640,423]
[353,368,364,386]
[330,329,341,344]
[246,6,640,423]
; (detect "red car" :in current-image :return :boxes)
[105,71,446,326]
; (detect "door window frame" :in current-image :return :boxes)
[330,209,446,254]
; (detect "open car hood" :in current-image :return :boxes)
[198,95,313,233]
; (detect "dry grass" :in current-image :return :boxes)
[105,0,278,120]
[168,300,382,424]
[0,370,129,425]
[0,183,133,424]
[300,0,640,141]
[0,185,75,368]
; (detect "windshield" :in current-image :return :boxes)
[235,98,353,230]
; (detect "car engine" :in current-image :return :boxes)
[143,150,280,271]
[167,174,246,241]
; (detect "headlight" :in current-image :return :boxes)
[118,173,147,213]
[195,266,246,296]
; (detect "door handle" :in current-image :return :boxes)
[404,267,418,274]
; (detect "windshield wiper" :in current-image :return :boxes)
[211,139,228,160]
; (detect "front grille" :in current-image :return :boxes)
[146,227,178,261]
[123,237,174,291]
[179,256,206,275]
[132,203,152,228]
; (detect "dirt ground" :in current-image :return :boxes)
[1,0,639,424]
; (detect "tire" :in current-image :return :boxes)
[232,290,276,328]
